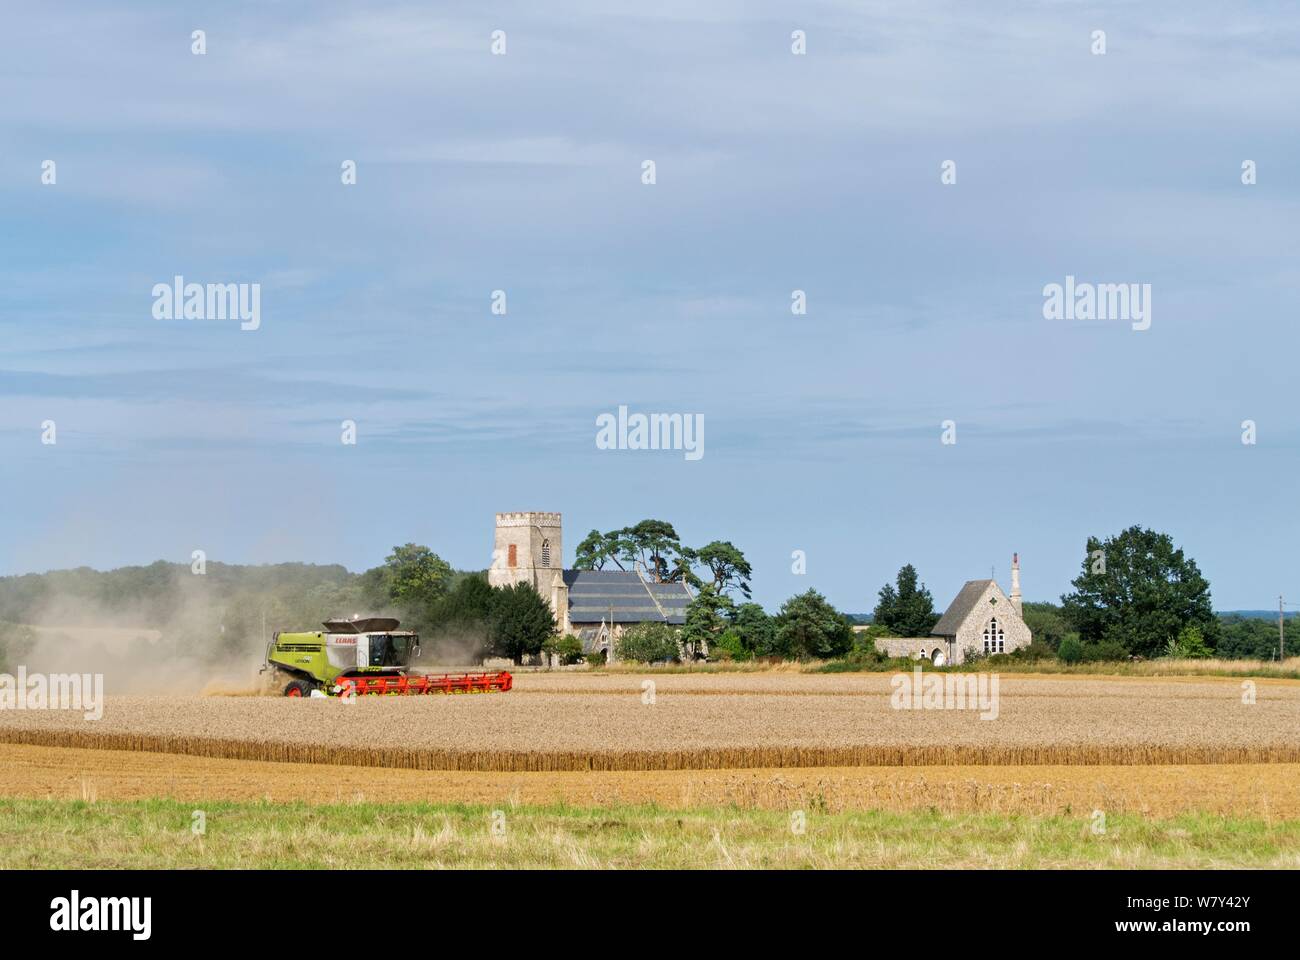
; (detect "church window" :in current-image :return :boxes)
[983,617,1005,654]
[507,544,517,568]
[541,539,551,567]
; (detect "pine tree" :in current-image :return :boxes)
[872,564,939,636]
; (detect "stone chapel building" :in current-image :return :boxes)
[872,554,1033,665]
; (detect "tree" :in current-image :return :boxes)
[1021,601,1071,651]
[574,520,748,595]
[1057,636,1083,664]
[709,629,752,661]
[487,582,555,663]
[1166,624,1213,659]
[1061,526,1217,658]
[694,541,753,599]
[542,633,585,665]
[384,544,453,604]
[615,622,680,663]
[730,602,776,656]
[872,564,939,636]
[848,624,889,663]
[355,565,394,611]
[615,520,691,583]
[773,589,854,660]
[681,586,733,659]
[574,530,625,571]
[1217,615,1283,660]
[434,574,495,626]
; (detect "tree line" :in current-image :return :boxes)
[576,519,852,662]
[0,522,1285,670]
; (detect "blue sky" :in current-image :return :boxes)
[1,1,1298,613]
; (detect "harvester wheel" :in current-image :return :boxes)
[283,680,313,698]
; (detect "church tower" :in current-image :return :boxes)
[489,512,568,632]
[1010,552,1023,616]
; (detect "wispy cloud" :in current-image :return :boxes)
[0,1,1296,609]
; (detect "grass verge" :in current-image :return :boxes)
[578,657,1300,681]
[2,797,1298,869]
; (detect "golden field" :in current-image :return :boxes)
[5,742,1299,819]
[0,672,1296,771]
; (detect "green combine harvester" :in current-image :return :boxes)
[261,616,512,697]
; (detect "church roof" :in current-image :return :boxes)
[931,579,996,636]
[563,569,691,624]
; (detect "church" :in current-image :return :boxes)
[872,555,1033,665]
[488,510,1031,665]
[487,512,692,661]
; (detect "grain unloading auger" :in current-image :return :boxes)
[261,616,512,697]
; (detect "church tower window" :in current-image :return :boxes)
[507,544,517,568]
[541,539,551,567]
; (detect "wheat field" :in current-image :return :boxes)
[1,673,1296,771]
[6,742,1298,818]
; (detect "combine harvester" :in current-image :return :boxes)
[262,616,512,697]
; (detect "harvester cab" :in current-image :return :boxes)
[261,616,512,697]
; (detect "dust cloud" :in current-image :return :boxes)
[414,623,492,671]
[9,570,494,694]
[12,572,273,696]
